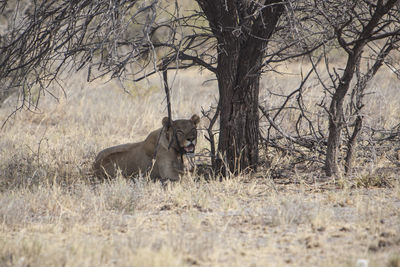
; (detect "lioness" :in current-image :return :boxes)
[93,114,200,182]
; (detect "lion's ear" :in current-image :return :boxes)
[162,117,170,128]
[191,114,200,125]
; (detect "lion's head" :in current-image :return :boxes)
[162,114,200,154]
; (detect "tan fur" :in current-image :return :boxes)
[93,114,200,182]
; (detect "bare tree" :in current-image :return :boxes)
[0,0,159,108]
[308,0,400,176]
[258,0,400,178]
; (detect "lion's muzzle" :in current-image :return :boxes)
[184,139,196,154]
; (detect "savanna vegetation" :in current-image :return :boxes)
[1,0,400,266]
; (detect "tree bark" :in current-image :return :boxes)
[217,52,261,174]
[325,50,362,176]
[344,115,362,174]
[196,0,284,175]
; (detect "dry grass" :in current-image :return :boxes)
[0,68,399,266]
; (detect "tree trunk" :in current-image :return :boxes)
[217,50,261,174]
[195,0,283,175]
[344,115,362,174]
[200,1,284,175]
[325,50,362,176]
